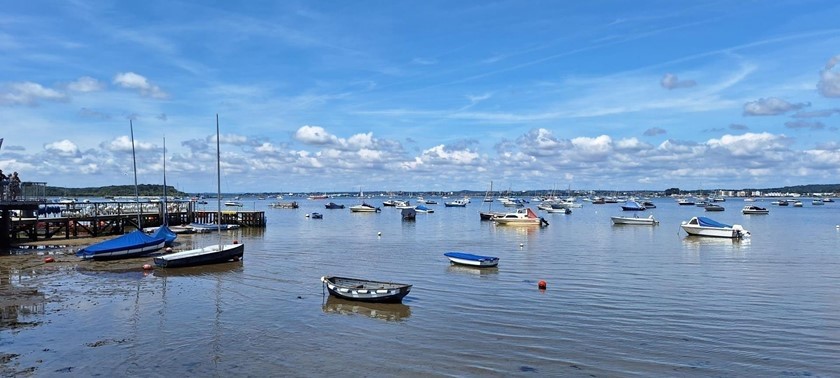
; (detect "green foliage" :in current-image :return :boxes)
[45,185,186,197]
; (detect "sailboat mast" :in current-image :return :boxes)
[130,120,141,228]
[216,114,222,238]
[162,137,168,226]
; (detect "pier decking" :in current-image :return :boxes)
[1,183,266,248]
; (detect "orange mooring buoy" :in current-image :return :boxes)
[44,257,55,263]
[538,280,547,290]
[142,264,153,270]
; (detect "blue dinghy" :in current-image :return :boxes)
[443,252,499,267]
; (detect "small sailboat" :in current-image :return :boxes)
[154,115,245,268]
[77,121,167,260]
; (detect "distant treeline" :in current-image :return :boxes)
[43,183,839,198]
[742,184,840,194]
[46,185,187,197]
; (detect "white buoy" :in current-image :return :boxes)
[377,232,382,237]
[519,243,524,248]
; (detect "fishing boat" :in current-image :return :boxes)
[324,202,345,209]
[320,276,412,303]
[224,201,243,207]
[77,121,167,260]
[414,204,434,213]
[610,214,659,225]
[350,202,381,212]
[680,216,749,239]
[493,208,549,226]
[401,207,417,220]
[742,205,769,214]
[704,203,725,212]
[444,198,469,207]
[443,252,499,267]
[154,114,245,268]
[620,200,646,211]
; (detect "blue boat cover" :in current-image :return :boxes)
[697,217,732,228]
[416,205,431,211]
[444,251,499,261]
[152,225,177,246]
[76,230,164,258]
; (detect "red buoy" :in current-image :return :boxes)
[233,240,239,244]
[538,280,547,290]
[44,257,55,263]
[142,264,153,270]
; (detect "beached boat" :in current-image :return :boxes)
[321,276,412,303]
[443,252,499,267]
[154,115,245,268]
[493,208,549,226]
[77,230,166,260]
[154,242,244,268]
[742,205,769,215]
[610,214,659,225]
[620,200,646,211]
[680,216,749,238]
[324,202,345,209]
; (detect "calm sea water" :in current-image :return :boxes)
[3,197,840,376]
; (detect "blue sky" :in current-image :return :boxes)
[1,0,839,193]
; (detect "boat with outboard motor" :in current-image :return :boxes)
[680,216,749,238]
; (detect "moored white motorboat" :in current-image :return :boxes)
[611,214,659,225]
[350,202,381,212]
[493,208,549,226]
[742,205,769,215]
[681,216,749,238]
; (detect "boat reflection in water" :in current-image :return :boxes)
[322,296,411,322]
[446,264,499,276]
[152,261,243,278]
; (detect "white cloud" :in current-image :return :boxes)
[113,72,168,99]
[706,132,790,158]
[43,139,80,157]
[295,125,338,145]
[742,97,809,116]
[817,54,840,98]
[660,73,697,89]
[103,135,156,152]
[2,82,67,105]
[67,76,104,92]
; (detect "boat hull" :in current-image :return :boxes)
[443,252,499,267]
[321,276,411,303]
[154,243,244,268]
[611,216,658,225]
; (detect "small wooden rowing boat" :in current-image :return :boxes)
[443,252,499,267]
[321,276,411,303]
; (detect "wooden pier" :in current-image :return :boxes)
[1,186,266,248]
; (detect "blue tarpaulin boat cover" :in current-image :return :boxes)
[152,225,177,246]
[76,230,164,258]
[697,217,732,228]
